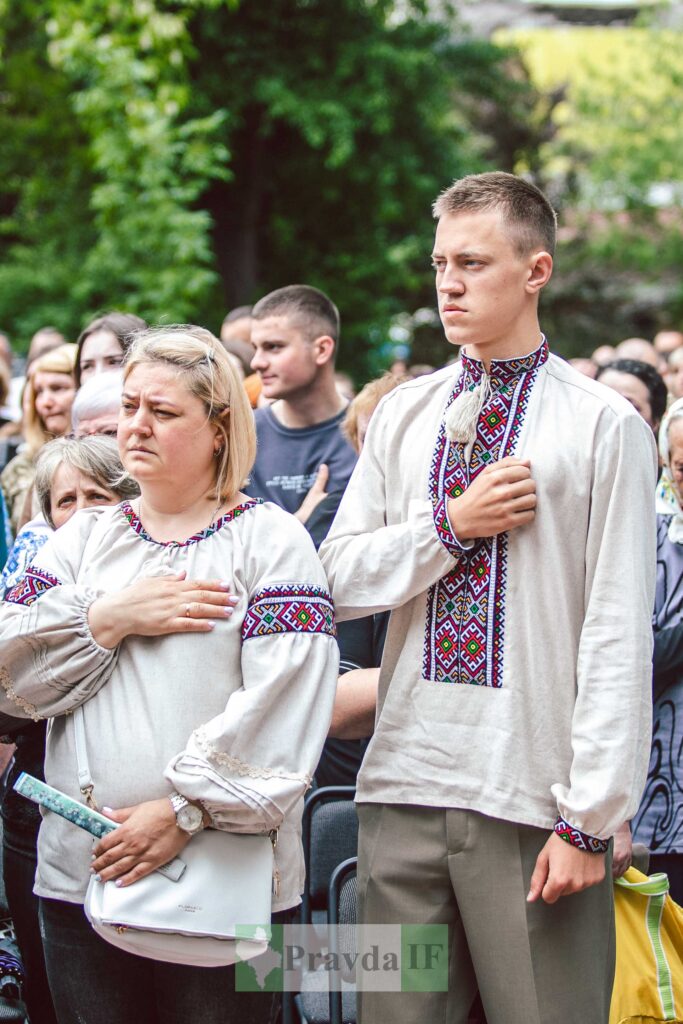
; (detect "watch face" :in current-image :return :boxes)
[177,804,203,833]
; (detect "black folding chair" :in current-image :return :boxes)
[293,787,357,1023]
[327,857,357,1024]
[301,786,357,925]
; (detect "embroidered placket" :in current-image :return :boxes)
[424,340,548,686]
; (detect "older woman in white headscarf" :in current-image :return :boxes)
[632,397,683,902]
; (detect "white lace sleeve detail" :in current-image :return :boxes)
[193,725,312,785]
[0,666,42,722]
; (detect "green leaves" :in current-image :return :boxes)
[0,0,550,371]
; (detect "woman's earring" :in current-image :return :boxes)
[214,445,224,457]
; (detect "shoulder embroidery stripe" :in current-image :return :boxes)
[242,584,336,641]
[5,566,61,607]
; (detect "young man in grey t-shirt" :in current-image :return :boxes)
[245,285,356,517]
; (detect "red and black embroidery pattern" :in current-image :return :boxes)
[554,815,609,854]
[120,499,262,548]
[242,584,336,641]
[424,340,548,686]
[5,566,61,606]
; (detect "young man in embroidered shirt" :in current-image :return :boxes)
[319,172,657,1024]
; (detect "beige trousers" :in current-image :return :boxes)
[357,803,615,1024]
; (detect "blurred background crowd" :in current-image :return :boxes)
[1,0,683,1019]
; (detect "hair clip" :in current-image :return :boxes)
[205,347,216,363]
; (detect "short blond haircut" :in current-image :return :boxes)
[343,373,409,452]
[123,326,256,501]
[433,171,557,257]
[24,343,77,455]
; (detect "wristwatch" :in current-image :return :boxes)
[169,792,205,836]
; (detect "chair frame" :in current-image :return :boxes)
[288,787,356,1024]
[327,857,358,1024]
[300,786,356,923]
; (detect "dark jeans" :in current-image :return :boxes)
[40,896,289,1024]
[2,829,58,1024]
[649,851,683,906]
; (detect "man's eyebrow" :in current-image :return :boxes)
[430,249,489,259]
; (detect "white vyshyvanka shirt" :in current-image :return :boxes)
[320,342,657,848]
[0,499,338,909]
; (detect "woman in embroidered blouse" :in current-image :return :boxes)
[0,326,339,1024]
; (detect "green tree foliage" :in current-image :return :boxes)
[0,0,550,375]
[0,0,95,343]
[508,27,683,354]
[0,0,230,344]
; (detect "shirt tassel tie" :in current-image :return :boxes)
[444,372,491,444]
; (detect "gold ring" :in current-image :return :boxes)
[185,603,191,618]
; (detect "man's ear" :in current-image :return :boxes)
[526,251,553,295]
[313,335,336,367]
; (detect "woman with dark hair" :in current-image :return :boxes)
[75,312,147,388]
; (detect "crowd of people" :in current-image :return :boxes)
[0,170,679,1024]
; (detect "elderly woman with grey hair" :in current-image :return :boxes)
[0,435,138,1024]
[70,370,123,439]
[1,436,138,597]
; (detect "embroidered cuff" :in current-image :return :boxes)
[433,497,474,556]
[554,816,609,854]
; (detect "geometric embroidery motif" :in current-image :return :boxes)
[5,566,61,606]
[242,584,336,641]
[120,498,263,548]
[554,815,609,854]
[424,339,548,686]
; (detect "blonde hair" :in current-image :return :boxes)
[24,343,77,455]
[123,326,256,501]
[433,171,557,257]
[343,373,409,452]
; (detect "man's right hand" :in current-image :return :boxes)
[447,456,536,542]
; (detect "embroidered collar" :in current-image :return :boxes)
[119,498,263,548]
[461,337,549,386]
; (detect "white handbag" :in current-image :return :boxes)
[75,707,276,967]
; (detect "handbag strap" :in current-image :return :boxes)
[73,705,97,809]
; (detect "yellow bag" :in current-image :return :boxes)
[610,868,683,1024]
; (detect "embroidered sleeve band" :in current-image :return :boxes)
[5,566,61,606]
[554,815,609,854]
[241,584,336,641]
